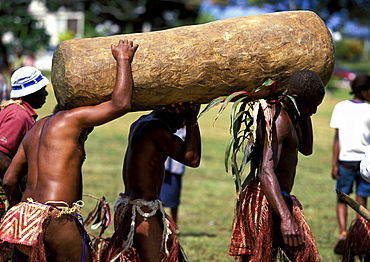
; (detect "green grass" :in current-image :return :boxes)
[34,82,358,262]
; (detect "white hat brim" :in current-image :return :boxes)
[10,77,50,98]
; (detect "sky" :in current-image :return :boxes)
[198,0,370,38]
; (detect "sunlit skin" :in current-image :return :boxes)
[2,39,138,262]
[120,101,201,262]
[258,89,323,258]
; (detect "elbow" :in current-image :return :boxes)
[118,99,132,112]
[113,100,132,116]
[299,147,313,156]
[187,155,201,168]
[189,161,200,168]
[3,180,14,194]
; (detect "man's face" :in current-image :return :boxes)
[296,95,323,117]
[30,87,48,109]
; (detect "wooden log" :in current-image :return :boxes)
[51,10,334,111]
[336,189,370,223]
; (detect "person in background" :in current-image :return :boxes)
[23,51,36,67]
[330,73,370,255]
[0,71,9,104]
[0,66,49,219]
[160,126,186,229]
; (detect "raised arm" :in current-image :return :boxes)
[183,104,201,167]
[68,39,138,128]
[297,116,313,155]
[158,102,201,167]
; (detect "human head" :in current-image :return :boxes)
[154,109,186,133]
[11,66,49,109]
[350,73,370,101]
[287,70,325,117]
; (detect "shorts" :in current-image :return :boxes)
[160,171,182,208]
[336,161,370,198]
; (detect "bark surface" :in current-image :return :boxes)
[52,10,334,111]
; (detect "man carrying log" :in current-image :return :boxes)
[105,102,201,262]
[0,39,138,261]
[229,70,324,261]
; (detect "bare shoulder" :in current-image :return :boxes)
[274,106,295,136]
[131,115,171,136]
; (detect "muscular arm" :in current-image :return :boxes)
[258,110,304,248]
[297,116,313,155]
[3,144,27,206]
[183,105,201,167]
[160,103,201,167]
[65,39,138,129]
[331,129,340,180]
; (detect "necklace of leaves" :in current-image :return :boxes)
[199,79,300,195]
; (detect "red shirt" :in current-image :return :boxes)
[0,101,37,157]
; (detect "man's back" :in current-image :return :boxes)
[259,103,299,193]
[123,114,175,200]
[20,111,86,206]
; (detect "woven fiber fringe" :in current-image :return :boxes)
[343,217,370,262]
[104,207,139,261]
[290,197,321,262]
[163,214,187,262]
[248,202,275,262]
[28,232,47,262]
[229,181,321,262]
[104,203,186,262]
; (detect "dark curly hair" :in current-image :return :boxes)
[350,73,370,95]
[287,70,325,99]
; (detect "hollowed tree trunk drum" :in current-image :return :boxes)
[51,10,334,111]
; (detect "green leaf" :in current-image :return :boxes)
[239,136,254,175]
[230,97,248,134]
[224,136,234,172]
[241,171,256,190]
[215,91,249,122]
[231,153,241,193]
[285,95,300,117]
[198,96,227,118]
[254,78,276,93]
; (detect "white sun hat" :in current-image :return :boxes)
[10,66,50,98]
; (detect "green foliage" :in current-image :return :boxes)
[199,79,288,194]
[335,38,364,62]
[58,30,76,42]
[0,1,50,54]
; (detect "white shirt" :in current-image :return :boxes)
[165,127,186,175]
[330,99,370,161]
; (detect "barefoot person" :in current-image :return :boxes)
[0,39,138,261]
[229,70,324,261]
[105,102,201,262]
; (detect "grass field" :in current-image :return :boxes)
[33,80,360,262]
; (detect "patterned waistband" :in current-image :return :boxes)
[27,198,84,217]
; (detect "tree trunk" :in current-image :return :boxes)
[51,10,334,111]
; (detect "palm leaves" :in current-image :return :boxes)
[199,79,286,195]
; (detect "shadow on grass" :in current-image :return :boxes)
[179,232,217,237]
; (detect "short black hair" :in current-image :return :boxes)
[287,70,325,99]
[350,73,370,95]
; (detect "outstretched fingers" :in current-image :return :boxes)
[111,39,138,61]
